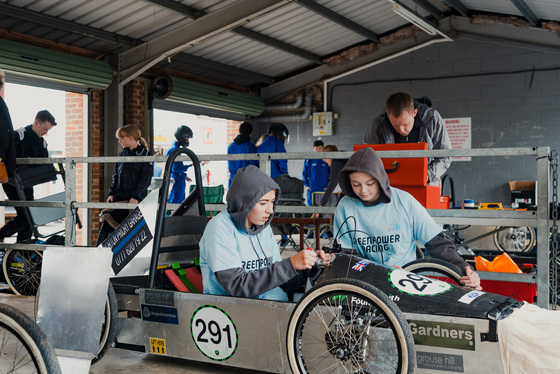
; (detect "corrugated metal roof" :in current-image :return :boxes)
[0,0,558,97]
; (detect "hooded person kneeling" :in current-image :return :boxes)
[200,165,330,301]
[334,147,481,290]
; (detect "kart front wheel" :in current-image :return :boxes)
[403,258,464,285]
[287,278,415,374]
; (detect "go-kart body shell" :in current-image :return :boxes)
[114,254,517,374]
[112,148,514,373]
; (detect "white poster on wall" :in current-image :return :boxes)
[444,117,471,161]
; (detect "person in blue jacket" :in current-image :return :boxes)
[166,125,193,204]
[200,165,330,301]
[227,121,258,187]
[256,123,288,178]
[333,147,481,290]
[302,139,330,206]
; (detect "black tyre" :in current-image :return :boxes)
[493,226,536,252]
[3,248,42,296]
[287,278,415,374]
[0,303,61,373]
[92,283,118,364]
[403,258,464,286]
[34,283,118,364]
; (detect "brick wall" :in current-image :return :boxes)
[124,80,145,129]
[90,89,104,245]
[64,92,84,245]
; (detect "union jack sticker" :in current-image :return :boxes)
[352,259,370,272]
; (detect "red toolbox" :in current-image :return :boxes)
[353,143,449,209]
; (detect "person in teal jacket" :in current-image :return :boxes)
[200,165,330,301]
[166,125,193,204]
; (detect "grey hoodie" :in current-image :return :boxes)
[206,165,299,298]
[338,147,391,207]
[227,165,279,234]
[337,147,471,271]
[363,99,452,184]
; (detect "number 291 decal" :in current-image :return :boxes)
[389,269,452,296]
[190,305,239,361]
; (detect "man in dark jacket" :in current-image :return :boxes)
[0,70,15,184]
[364,92,452,184]
[0,110,57,242]
[227,121,258,187]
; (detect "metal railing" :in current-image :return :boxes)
[0,147,552,307]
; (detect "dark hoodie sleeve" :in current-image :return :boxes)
[215,258,297,298]
[424,232,471,272]
[321,159,344,206]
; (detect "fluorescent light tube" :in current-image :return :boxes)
[392,3,438,35]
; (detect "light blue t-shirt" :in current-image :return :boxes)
[333,187,441,267]
[199,210,288,301]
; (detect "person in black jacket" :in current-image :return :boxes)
[96,125,153,245]
[0,71,15,185]
[0,109,57,242]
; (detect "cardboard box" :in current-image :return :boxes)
[509,181,537,208]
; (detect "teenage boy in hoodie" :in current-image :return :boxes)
[227,121,258,187]
[333,147,481,290]
[200,165,330,301]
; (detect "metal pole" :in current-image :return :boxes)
[535,147,550,308]
[64,158,76,247]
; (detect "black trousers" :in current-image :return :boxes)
[0,183,34,242]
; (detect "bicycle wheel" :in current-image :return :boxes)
[34,283,118,364]
[287,278,415,374]
[493,226,536,252]
[403,258,464,286]
[0,303,61,374]
[3,248,43,296]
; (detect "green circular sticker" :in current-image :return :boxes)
[190,305,238,361]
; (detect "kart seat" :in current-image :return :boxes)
[157,215,208,267]
[164,266,203,293]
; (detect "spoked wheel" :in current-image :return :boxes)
[493,226,536,252]
[287,278,415,374]
[3,249,43,296]
[403,258,464,285]
[34,283,118,364]
[92,283,118,364]
[0,303,61,374]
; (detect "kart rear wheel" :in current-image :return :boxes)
[0,303,61,374]
[3,248,42,296]
[493,226,535,252]
[287,278,415,374]
[403,258,464,285]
